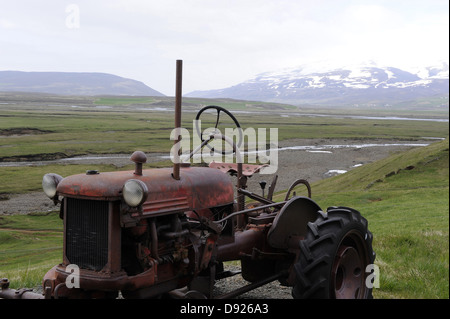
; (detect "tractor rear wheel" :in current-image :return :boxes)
[292,207,375,299]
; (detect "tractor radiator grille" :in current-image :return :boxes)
[65,198,109,271]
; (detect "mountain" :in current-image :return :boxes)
[0,71,165,96]
[186,62,449,107]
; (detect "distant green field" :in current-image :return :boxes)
[94,97,158,105]
[1,95,448,161]
[1,97,448,195]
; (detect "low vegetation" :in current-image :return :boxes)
[305,138,449,298]
[1,95,447,160]
[0,212,63,289]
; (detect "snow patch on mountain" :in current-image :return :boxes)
[186,61,449,106]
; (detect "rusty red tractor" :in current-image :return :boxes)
[0,61,375,299]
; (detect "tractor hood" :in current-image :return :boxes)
[57,166,234,211]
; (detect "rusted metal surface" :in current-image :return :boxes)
[332,245,365,299]
[330,229,371,299]
[214,201,286,225]
[130,151,147,176]
[284,178,312,199]
[209,161,268,177]
[0,278,45,299]
[57,170,134,200]
[57,167,234,214]
[172,59,182,180]
[52,263,157,293]
[267,196,321,249]
[216,228,267,262]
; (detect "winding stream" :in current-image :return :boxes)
[0,141,432,168]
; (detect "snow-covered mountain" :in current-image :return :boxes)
[186,62,449,106]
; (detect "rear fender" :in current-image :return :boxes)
[267,196,323,250]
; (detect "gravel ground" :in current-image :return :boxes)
[0,138,427,299]
[212,265,293,299]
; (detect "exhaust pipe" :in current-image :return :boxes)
[173,59,182,180]
[0,278,45,299]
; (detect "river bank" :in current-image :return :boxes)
[0,138,432,215]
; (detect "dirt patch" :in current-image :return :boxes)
[0,152,68,163]
[1,192,56,215]
[0,128,53,136]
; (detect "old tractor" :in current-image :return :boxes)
[0,61,375,299]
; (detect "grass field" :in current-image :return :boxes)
[0,94,448,298]
[1,96,447,160]
[0,211,63,289]
[294,138,449,298]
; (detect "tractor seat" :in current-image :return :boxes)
[209,161,268,177]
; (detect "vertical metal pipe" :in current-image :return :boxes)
[237,162,245,212]
[173,60,182,180]
[150,220,160,262]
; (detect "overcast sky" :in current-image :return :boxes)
[1,0,448,95]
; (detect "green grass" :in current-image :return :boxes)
[303,139,449,298]
[0,212,63,289]
[1,102,448,159]
[0,109,175,158]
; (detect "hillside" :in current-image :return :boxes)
[311,138,448,194]
[0,71,165,96]
[187,62,449,108]
[306,138,449,298]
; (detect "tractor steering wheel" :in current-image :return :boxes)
[195,105,243,155]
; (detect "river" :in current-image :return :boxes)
[0,141,434,167]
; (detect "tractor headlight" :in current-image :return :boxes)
[42,173,63,199]
[123,179,148,207]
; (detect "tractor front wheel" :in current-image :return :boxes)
[292,207,375,299]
